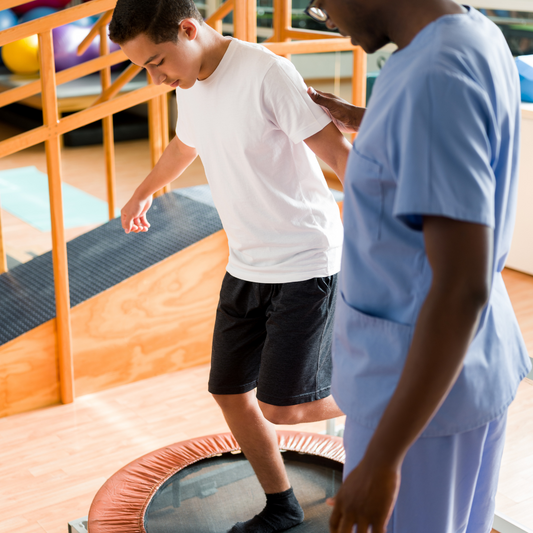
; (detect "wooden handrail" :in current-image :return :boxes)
[283,28,344,40]
[91,63,142,106]
[263,38,355,55]
[0,84,173,159]
[0,50,128,109]
[0,0,368,418]
[77,10,113,56]
[0,0,116,47]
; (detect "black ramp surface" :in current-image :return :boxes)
[0,189,222,346]
[145,451,342,533]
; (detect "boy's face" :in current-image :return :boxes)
[121,20,202,89]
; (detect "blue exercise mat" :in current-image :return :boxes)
[0,166,116,232]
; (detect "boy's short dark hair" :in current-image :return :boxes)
[109,0,203,45]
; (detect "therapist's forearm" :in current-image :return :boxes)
[135,135,197,199]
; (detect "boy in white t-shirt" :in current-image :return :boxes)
[110,0,351,531]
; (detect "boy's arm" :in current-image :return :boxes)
[305,122,352,185]
[121,135,197,234]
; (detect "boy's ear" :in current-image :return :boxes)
[180,18,199,41]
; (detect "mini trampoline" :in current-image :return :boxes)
[88,431,344,533]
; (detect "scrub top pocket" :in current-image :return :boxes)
[345,146,384,241]
[332,289,414,425]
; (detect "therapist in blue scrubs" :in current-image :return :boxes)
[307,1,532,532]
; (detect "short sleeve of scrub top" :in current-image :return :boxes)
[392,69,496,230]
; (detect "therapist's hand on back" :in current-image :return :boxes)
[307,87,366,134]
[121,193,153,234]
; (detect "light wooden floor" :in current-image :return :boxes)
[1,125,533,532]
[0,274,532,533]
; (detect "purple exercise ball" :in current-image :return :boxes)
[52,23,120,72]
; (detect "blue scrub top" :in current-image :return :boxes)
[333,6,531,437]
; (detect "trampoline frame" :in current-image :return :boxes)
[88,431,345,533]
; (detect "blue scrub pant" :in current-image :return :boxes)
[343,412,507,533]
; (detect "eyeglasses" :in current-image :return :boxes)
[304,0,328,23]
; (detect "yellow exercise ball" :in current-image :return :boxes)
[1,35,40,74]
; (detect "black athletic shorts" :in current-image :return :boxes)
[208,272,338,406]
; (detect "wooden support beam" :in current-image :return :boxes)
[233,0,256,42]
[352,46,367,107]
[273,0,291,43]
[91,63,143,106]
[99,25,117,221]
[38,30,74,405]
[148,91,165,197]
[206,0,235,34]
[77,10,114,56]
[233,0,247,40]
[246,0,257,43]
[160,93,171,194]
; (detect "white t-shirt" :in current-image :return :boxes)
[176,38,343,284]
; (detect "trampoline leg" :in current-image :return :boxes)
[172,479,182,508]
[326,418,337,436]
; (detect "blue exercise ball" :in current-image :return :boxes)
[0,9,18,67]
[71,15,99,27]
[0,9,18,31]
[19,6,59,23]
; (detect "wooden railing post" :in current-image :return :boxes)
[273,0,291,43]
[352,46,367,108]
[39,30,75,404]
[148,82,167,197]
[234,0,256,42]
[99,24,117,220]
[160,93,171,194]
[0,196,7,274]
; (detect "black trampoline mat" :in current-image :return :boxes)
[145,451,343,533]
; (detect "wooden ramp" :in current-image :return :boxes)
[0,189,228,418]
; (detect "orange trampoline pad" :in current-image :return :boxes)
[88,431,345,533]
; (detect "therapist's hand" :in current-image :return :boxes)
[329,455,401,533]
[307,87,366,134]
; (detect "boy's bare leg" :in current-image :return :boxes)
[258,395,344,426]
[213,391,305,533]
[213,390,290,493]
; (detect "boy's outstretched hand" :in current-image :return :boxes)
[121,194,153,234]
[307,87,366,134]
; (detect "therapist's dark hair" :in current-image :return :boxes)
[109,0,203,45]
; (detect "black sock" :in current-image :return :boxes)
[228,487,304,533]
